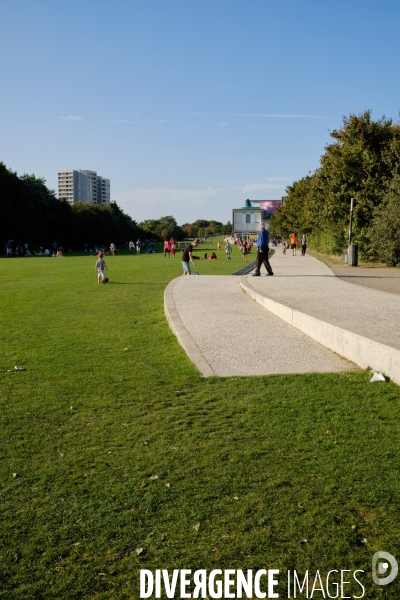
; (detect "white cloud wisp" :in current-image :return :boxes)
[59,115,83,121]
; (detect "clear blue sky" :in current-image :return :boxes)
[1,0,399,225]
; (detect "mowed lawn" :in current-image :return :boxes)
[1,245,400,599]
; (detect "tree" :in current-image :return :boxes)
[369,175,400,266]
[208,220,223,234]
[270,110,400,258]
[193,219,209,228]
[137,216,185,240]
[182,223,199,238]
[223,221,232,235]
[0,162,140,249]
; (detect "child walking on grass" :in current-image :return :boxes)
[95,252,108,284]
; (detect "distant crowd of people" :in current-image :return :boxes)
[5,240,67,257]
[6,231,310,285]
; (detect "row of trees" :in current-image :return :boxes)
[1,162,233,251]
[270,110,400,265]
[137,217,232,240]
[0,162,141,249]
[181,219,232,238]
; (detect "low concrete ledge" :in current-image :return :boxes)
[232,249,275,276]
[239,276,400,385]
[164,278,215,377]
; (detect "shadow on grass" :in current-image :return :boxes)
[108,281,165,285]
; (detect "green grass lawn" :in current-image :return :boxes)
[1,241,400,599]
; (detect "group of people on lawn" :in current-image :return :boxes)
[163,238,177,258]
[180,226,308,278]
[94,227,307,282]
[5,240,65,257]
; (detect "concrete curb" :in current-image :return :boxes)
[232,249,275,276]
[239,276,400,385]
[164,278,215,377]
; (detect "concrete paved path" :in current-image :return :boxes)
[165,273,355,377]
[244,252,400,350]
[330,264,400,297]
[165,250,400,382]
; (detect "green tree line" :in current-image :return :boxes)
[137,217,232,240]
[0,162,142,249]
[181,219,232,238]
[270,110,400,265]
[1,162,234,252]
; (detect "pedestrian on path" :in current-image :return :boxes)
[253,223,274,277]
[290,233,298,256]
[301,234,307,256]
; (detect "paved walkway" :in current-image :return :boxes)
[164,250,400,380]
[330,264,400,296]
[244,252,400,349]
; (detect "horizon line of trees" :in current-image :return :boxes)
[137,217,232,241]
[270,110,400,265]
[1,162,233,251]
[0,162,143,249]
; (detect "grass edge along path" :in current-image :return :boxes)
[0,245,400,599]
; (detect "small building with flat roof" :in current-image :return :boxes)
[232,199,283,239]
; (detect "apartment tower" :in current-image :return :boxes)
[58,170,110,204]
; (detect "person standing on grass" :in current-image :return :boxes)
[301,234,307,256]
[5,240,12,257]
[181,240,198,275]
[129,240,135,254]
[170,238,176,258]
[225,242,232,261]
[136,239,141,254]
[253,222,273,277]
[163,239,170,258]
[95,252,108,284]
[217,241,221,252]
[110,242,116,256]
[289,233,298,256]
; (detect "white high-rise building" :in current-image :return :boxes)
[58,170,110,204]
[97,176,110,204]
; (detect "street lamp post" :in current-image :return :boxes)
[348,197,354,247]
[347,198,358,266]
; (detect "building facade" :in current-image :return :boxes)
[58,170,110,204]
[232,199,283,239]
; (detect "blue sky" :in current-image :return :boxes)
[1,0,400,224]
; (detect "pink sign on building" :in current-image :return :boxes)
[259,200,282,213]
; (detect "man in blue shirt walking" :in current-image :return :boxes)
[253,222,274,276]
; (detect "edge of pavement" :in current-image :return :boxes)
[239,275,400,385]
[164,278,215,377]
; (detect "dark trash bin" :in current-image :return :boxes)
[348,244,358,266]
